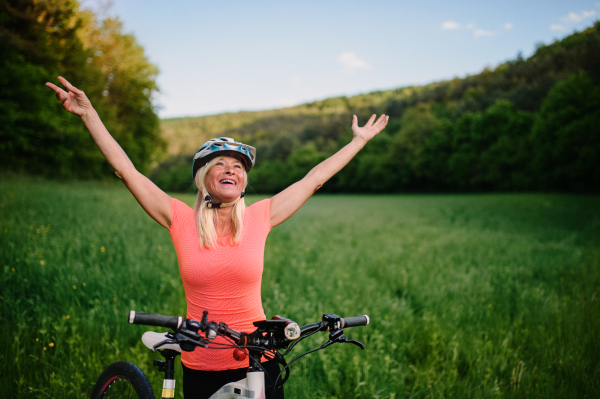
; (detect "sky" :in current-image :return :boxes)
[89,0,600,118]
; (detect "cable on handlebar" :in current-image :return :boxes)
[272,341,333,399]
[219,333,276,388]
[282,324,322,356]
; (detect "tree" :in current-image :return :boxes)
[475,101,534,190]
[530,71,600,191]
[0,0,95,175]
[0,0,162,178]
[391,103,441,189]
[77,13,164,173]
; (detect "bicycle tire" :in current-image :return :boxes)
[90,361,155,399]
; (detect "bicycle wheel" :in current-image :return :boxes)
[90,361,155,399]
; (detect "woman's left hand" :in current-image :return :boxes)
[351,114,389,145]
[45,76,92,117]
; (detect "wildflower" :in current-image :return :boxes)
[36,338,39,342]
[83,282,86,286]
[73,285,76,289]
[49,342,54,347]
[43,347,47,351]
[66,315,70,319]
[101,246,105,252]
[482,298,486,302]
[113,297,117,302]
[12,268,15,272]
[40,260,45,265]
[157,245,162,250]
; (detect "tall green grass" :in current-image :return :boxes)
[1,179,599,398]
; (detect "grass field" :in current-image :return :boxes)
[1,178,599,398]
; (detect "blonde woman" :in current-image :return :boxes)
[46,76,389,398]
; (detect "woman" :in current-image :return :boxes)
[46,76,389,398]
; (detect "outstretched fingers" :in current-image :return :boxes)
[58,76,83,94]
[45,82,68,100]
[374,114,388,128]
[365,114,377,126]
[45,81,65,94]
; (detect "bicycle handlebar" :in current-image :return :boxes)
[127,309,369,399]
[128,310,369,350]
[128,311,183,330]
[341,315,370,328]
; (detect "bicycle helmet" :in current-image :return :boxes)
[192,137,256,180]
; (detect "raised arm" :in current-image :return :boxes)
[270,114,389,227]
[45,77,171,228]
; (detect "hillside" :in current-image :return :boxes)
[154,22,600,193]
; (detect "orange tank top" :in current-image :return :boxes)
[168,197,271,370]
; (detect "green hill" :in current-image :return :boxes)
[154,22,600,194]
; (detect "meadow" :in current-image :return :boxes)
[1,178,599,398]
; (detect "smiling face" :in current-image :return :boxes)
[204,155,246,203]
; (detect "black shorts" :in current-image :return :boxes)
[182,359,284,399]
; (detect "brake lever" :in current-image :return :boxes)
[344,338,365,350]
[174,332,209,351]
[328,329,365,350]
[152,339,177,351]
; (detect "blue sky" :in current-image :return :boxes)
[92,0,600,118]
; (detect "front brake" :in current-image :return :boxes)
[327,329,365,349]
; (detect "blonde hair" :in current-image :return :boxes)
[193,156,248,248]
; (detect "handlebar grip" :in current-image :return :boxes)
[128,311,182,330]
[341,315,370,328]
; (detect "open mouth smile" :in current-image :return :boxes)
[220,179,236,185]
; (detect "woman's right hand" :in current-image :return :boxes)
[45,76,92,117]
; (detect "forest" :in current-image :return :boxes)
[1,0,599,193]
[0,0,162,178]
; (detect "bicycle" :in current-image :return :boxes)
[90,309,370,399]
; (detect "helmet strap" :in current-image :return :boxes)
[204,191,245,209]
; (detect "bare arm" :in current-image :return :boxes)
[270,114,389,227]
[46,77,171,228]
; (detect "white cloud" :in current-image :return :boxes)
[337,52,371,74]
[473,29,495,37]
[550,24,566,31]
[504,23,513,30]
[441,21,499,38]
[441,20,461,30]
[563,10,596,23]
[289,75,301,84]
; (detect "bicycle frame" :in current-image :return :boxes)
[143,331,268,399]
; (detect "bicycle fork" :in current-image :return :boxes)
[153,349,179,399]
